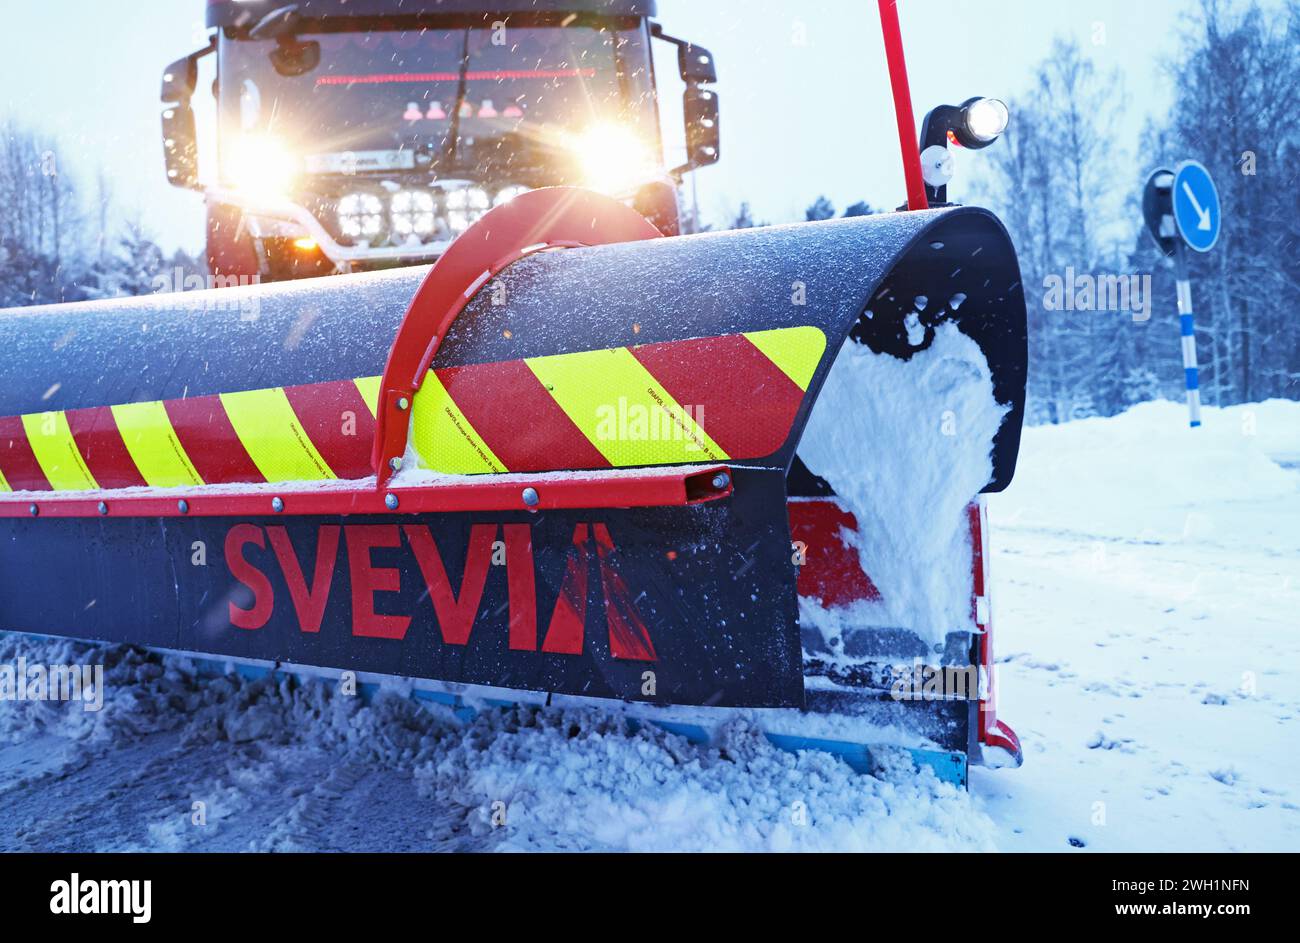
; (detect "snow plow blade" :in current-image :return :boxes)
[0,189,1026,779]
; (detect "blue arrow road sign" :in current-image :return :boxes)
[1173,160,1221,253]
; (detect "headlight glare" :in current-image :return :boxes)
[227,134,299,201]
[494,185,530,206]
[568,123,660,195]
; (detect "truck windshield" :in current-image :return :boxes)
[219,23,658,180]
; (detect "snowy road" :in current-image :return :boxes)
[979,400,1300,851]
[979,518,1300,851]
[0,644,994,852]
[1,400,1296,852]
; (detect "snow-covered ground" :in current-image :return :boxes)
[979,399,1300,851]
[0,639,993,852]
[1,399,1296,851]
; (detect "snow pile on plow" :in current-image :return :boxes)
[801,322,1007,644]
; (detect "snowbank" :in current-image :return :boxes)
[992,399,1300,545]
[799,323,1008,644]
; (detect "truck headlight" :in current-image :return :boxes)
[445,186,490,234]
[494,185,530,206]
[337,192,384,241]
[569,123,659,195]
[227,134,299,202]
[391,190,436,239]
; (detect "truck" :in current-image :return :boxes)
[0,0,1025,787]
[161,0,719,281]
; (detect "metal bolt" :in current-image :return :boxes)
[98,501,109,516]
[521,487,540,507]
[397,397,410,411]
[385,493,399,511]
[388,456,403,472]
[177,499,189,514]
[272,497,285,513]
[28,504,38,517]
[711,472,731,490]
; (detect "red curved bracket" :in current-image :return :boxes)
[371,187,664,489]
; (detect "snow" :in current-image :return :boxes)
[978,398,1300,851]
[1,397,1297,851]
[419,712,994,852]
[0,635,990,852]
[799,324,1008,645]
[993,398,1297,542]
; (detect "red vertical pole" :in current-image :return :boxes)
[877,0,929,211]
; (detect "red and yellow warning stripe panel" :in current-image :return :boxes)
[0,326,824,493]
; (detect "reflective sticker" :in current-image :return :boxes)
[21,411,99,491]
[110,402,204,488]
[354,376,382,418]
[410,372,507,474]
[744,326,827,391]
[0,464,12,492]
[525,346,728,467]
[220,388,337,483]
[0,329,828,493]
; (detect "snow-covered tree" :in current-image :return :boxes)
[0,121,195,307]
[726,201,762,230]
[108,221,167,298]
[805,195,835,222]
[1146,0,1300,405]
[979,1,1300,419]
[0,124,91,305]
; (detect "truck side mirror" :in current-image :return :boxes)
[161,55,198,104]
[683,86,720,169]
[160,43,213,191]
[653,26,721,177]
[677,44,717,85]
[162,103,200,190]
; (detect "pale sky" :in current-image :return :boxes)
[0,0,1193,252]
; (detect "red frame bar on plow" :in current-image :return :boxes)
[370,188,664,491]
[0,465,734,519]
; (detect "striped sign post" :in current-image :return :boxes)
[1170,161,1221,429]
[1172,253,1202,426]
[1174,251,1202,428]
[1143,162,1221,429]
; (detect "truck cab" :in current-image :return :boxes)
[161,0,719,281]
